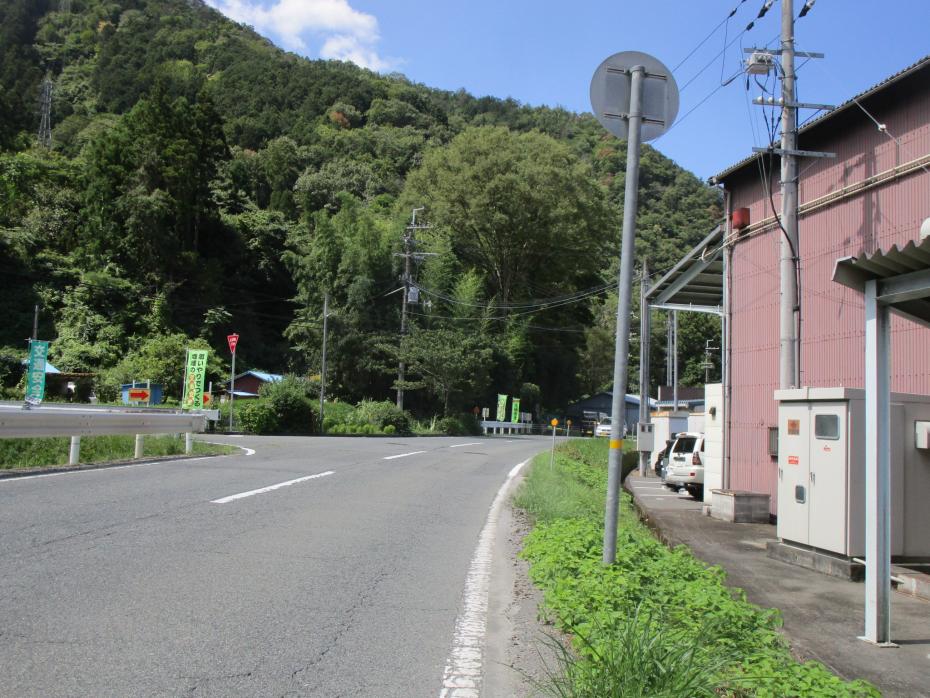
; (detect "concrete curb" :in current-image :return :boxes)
[0,445,242,480]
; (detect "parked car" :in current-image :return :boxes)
[594,417,613,437]
[664,432,705,499]
[654,436,676,478]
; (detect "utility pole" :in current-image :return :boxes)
[319,293,330,432]
[32,304,39,341]
[37,74,52,149]
[779,0,800,389]
[637,262,651,477]
[703,339,720,384]
[394,207,433,410]
[672,311,679,411]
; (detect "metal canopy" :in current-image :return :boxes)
[832,236,930,328]
[646,225,724,314]
[832,233,930,646]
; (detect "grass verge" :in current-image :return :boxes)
[514,438,880,698]
[0,435,236,470]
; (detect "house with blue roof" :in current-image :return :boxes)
[225,370,283,399]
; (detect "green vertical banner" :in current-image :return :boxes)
[181,349,209,410]
[511,397,521,423]
[496,393,508,421]
[25,340,49,404]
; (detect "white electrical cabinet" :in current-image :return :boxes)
[775,387,930,559]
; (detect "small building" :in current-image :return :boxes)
[224,370,283,400]
[564,391,658,432]
[649,55,930,516]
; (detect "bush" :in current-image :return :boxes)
[383,425,396,435]
[257,376,317,434]
[437,412,481,436]
[353,399,411,434]
[237,400,279,434]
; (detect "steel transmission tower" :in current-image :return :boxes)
[37,74,53,149]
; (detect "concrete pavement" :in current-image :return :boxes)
[626,473,930,698]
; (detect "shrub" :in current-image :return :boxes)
[237,400,279,434]
[353,399,411,433]
[383,425,396,435]
[437,413,481,436]
[258,376,317,434]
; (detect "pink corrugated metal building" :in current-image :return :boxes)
[716,56,930,513]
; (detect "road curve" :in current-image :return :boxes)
[0,433,547,697]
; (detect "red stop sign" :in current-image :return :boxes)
[227,333,239,354]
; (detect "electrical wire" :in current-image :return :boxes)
[672,0,749,74]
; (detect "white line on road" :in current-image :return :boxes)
[383,451,426,460]
[210,471,334,504]
[642,494,689,498]
[439,459,528,697]
[0,461,154,483]
[449,442,482,448]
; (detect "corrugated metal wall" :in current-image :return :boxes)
[726,78,930,511]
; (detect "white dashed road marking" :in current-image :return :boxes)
[383,451,426,460]
[439,459,528,698]
[210,471,334,504]
[449,443,482,448]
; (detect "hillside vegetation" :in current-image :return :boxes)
[0,0,722,415]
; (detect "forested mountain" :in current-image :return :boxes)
[0,0,722,415]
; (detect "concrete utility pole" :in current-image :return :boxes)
[779,0,800,389]
[395,208,433,410]
[319,292,330,432]
[637,262,651,477]
[672,311,679,411]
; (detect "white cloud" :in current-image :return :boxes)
[206,0,393,71]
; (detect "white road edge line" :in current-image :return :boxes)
[449,442,482,448]
[211,471,334,504]
[383,450,426,460]
[439,459,528,698]
[0,461,155,483]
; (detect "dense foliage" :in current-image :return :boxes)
[1,0,722,417]
[515,440,880,697]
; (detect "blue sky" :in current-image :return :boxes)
[204,1,930,180]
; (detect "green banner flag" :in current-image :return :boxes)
[25,340,49,404]
[511,397,521,423]
[181,349,209,410]
[496,394,508,421]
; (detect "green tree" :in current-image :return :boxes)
[401,126,612,304]
[393,327,492,415]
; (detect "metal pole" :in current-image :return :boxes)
[672,311,679,411]
[134,434,144,459]
[32,304,39,340]
[319,292,329,432]
[185,432,193,455]
[228,350,236,432]
[638,263,651,477]
[603,65,645,565]
[862,279,892,645]
[550,425,557,470]
[780,0,800,389]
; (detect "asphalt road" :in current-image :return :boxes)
[0,434,548,697]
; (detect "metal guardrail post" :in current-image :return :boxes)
[69,435,80,465]
[185,432,193,455]
[134,434,144,459]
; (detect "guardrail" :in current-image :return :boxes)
[0,405,207,465]
[0,410,205,438]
